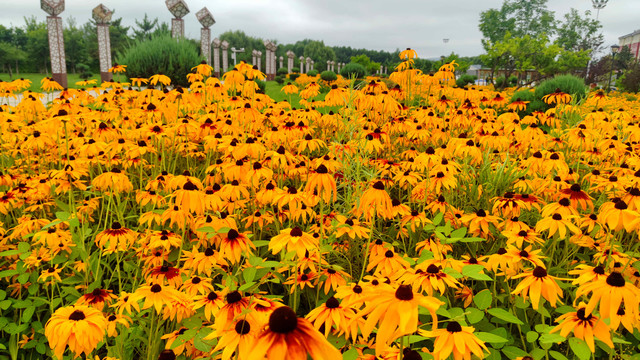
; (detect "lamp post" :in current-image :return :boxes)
[607,44,620,93]
[592,0,609,20]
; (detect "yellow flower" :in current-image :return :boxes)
[45,305,107,359]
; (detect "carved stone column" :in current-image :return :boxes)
[221,40,229,72]
[166,0,189,39]
[196,7,215,64]
[92,4,114,83]
[212,38,221,77]
[41,0,67,87]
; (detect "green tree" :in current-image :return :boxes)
[23,16,50,73]
[555,9,603,53]
[0,42,27,78]
[133,14,158,41]
[479,0,556,47]
[303,40,336,72]
[64,17,88,73]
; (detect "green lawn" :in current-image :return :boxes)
[0,75,324,109]
[0,73,103,92]
[264,80,330,109]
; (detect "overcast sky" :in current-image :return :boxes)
[2,0,637,58]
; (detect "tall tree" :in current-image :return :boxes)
[303,40,336,72]
[555,9,603,53]
[133,14,158,41]
[479,0,555,48]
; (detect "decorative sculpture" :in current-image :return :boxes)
[92,4,114,82]
[41,0,67,87]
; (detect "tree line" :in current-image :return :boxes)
[478,0,613,87]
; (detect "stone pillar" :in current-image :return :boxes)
[306,57,311,73]
[270,43,277,80]
[212,38,221,77]
[299,56,305,74]
[310,60,314,71]
[166,0,189,39]
[171,19,184,38]
[92,4,113,83]
[279,56,283,70]
[287,51,295,73]
[251,50,257,66]
[200,28,211,64]
[257,51,262,72]
[41,0,67,88]
[196,8,215,65]
[221,40,229,73]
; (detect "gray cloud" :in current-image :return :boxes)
[1,0,634,58]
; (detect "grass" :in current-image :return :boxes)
[0,73,102,92]
[264,81,328,109]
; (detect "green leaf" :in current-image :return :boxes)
[443,267,462,279]
[466,308,484,324]
[462,265,492,281]
[501,346,528,359]
[342,348,359,360]
[0,269,18,278]
[569,337,591,360]
[549,350,569,360]
[460,237,485,243]
[17,242,30,253]
[17,272,29,285]
[451,227,467,238]
[487,308,523,325]
[22,306,35,322]
[539,332,566,345]
[432,212,444,226]
[0,290,5,300]
[526,331,539,343]
[475,331,509,344]
[243,267,257,283]
[0,300,11,310]
[0,249,20,257]
[473,289,492,310]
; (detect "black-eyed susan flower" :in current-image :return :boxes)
[44,305,107,360]
[576,271,640,320]
[269,227,318,259]
[354,284,443,356]
[253,306,342,360]
[420,321,488,360]
[510,266,564,310]
[550,303,613,353]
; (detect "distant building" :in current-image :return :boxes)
[619,30,640,60]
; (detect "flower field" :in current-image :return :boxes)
[1,50,640,360]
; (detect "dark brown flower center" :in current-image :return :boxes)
[395,284,414,301]
[235,320,251,335]
[150,284,162,293]
[68,310,86,321]
[576,308,593,321]
[606,272,626,287]
[426,264,440,274]
[269,306,298,333]
[446,321,462,332]
[158,349,176,360]
[227,229,239,240]
[326,297,340,309]
[532,266,547,278]
[226,291,242,303]
[372,181,385,190]
[290,227,303,237]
